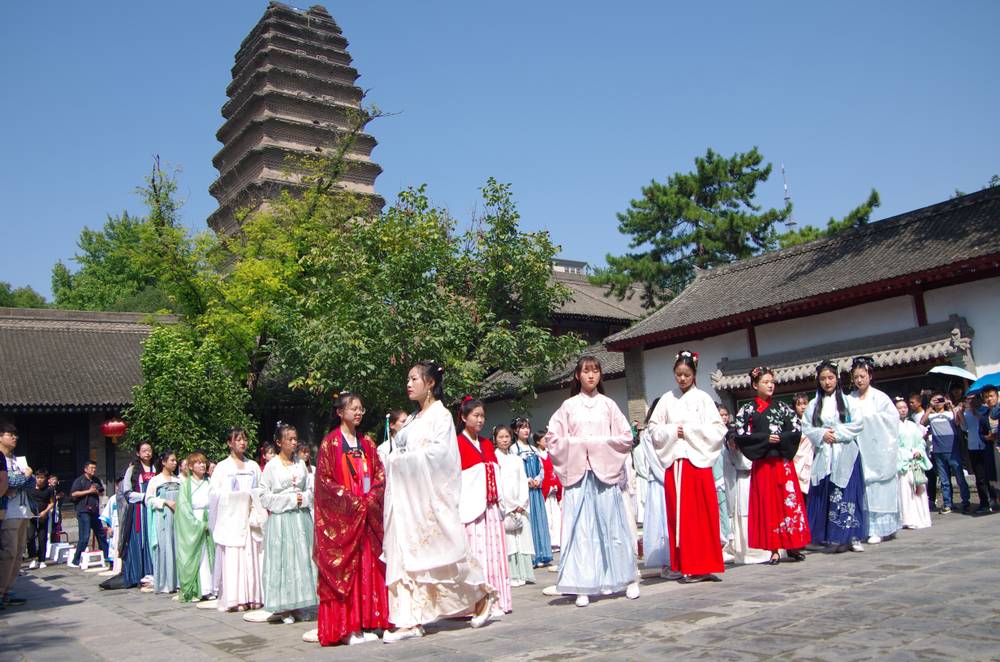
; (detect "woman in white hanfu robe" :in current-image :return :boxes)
[894,397,932,530]
[646,351,727,581]
[849,357,901,543]
[638,398,672,575]
[381,362,493,644]
[210,428,265,612]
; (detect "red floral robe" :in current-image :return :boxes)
[315,428,390,645]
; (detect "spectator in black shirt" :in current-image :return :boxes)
[26,469,54,569]
[69,461,110,567]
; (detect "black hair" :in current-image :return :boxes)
[673,349,699,373]
[413,361,445,402]
[127,440,154,485]
[793,392,810,405]
[491,424,513,445]
[381,409,408,451]
[331,392,364,428]
[156,449,176,474]
[532,431,546,445]
[716,401,730,416]
[570,355,605,396]
[459,397,484,420]
[0,420,16,435]
[274,419,297,443]
[748,365,774,386]
[644,396,662,425]
[850,356,875,376]
[812,360,848,426]
[81,460,96,470]
[930,390,946,400]
[511,417,531,433]
[225,427,246,444]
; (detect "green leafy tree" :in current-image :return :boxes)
[126,325,255,460]
[592,147,791,308]
[778,189,881,248]
[0,282,48,308]
[52,159,203,315]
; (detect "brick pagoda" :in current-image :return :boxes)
[208,2,382,235]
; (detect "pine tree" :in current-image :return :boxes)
[592,147,791,308]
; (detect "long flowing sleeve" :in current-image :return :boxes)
[383,401,467,577]
[259,461,302,514]
[733,404,772,461]
[648,389,726,469]
[314,431,384,601]
[499,454,530,514]
[545,400,579,486]
[853,390,901,482]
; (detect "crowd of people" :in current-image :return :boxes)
[0,353,996,643]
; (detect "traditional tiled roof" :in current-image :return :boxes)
[607,187,1000,349]
[482,343,625,399]
[0,308,171,410]
[710,315,973,391]
[552,271,646,322]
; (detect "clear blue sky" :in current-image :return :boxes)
[2,1,997,299]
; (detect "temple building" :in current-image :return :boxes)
[208,2,382,235]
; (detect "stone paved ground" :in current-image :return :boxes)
[3,509,999,661]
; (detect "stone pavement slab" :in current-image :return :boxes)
[3,509,1000,661]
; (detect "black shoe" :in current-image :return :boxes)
[962,503,972,513]
[975,504,992,514]
[3,595,26,607]
[787,551,807,562]
[766,557,780,566]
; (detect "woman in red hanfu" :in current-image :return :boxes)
[304,392,390,646]
[734,367,810,565]
[646,350,728,583]
[457,397,510,617]
[534,432,563,552]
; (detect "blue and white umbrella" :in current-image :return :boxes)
[928,365,978,382]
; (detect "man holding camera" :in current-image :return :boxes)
[921,392,971,513]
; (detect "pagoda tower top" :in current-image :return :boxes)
[208,2,382,235]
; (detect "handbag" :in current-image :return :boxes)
[912,465,927,487]
[504,512,524,534]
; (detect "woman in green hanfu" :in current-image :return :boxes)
[256,422,317,624]
[175,451,216,603]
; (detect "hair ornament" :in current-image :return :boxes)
[462,395,474,403]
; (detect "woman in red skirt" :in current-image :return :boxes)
[305,392,390,646]
[734,367,810,565]
[646,350,728,582]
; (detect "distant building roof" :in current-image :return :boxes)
[483,342,625,400]
[607,187,1000,350]
[0,308,171,410]
[552,271,646,322]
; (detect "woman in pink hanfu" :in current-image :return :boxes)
[545,356,639,608]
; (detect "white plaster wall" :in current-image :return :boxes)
[755,296,916,356]
[642,330,750,404]
[487,377,629,434]
[924,275,1000,375]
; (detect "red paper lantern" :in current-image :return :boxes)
[101,419,128,442]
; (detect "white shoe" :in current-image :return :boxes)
[196,598,218,610]
[575,594,590,607]
[867,535,882,544]
[510,579,525,587]
[139,586,155,593]
[302,628,319,643]
[362,632,380,643]
[38,562,46,569]
[346,632,371,645]
[382,628,424,644]
[626,581,640,600]
[470,594,495,628]
[242,609,274,623]
[548,565,559,572]
[67,560,79,568]
[850,541,865,552]
[541,585,562,596]
[281,614,296,625]
[28,561,38,570]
